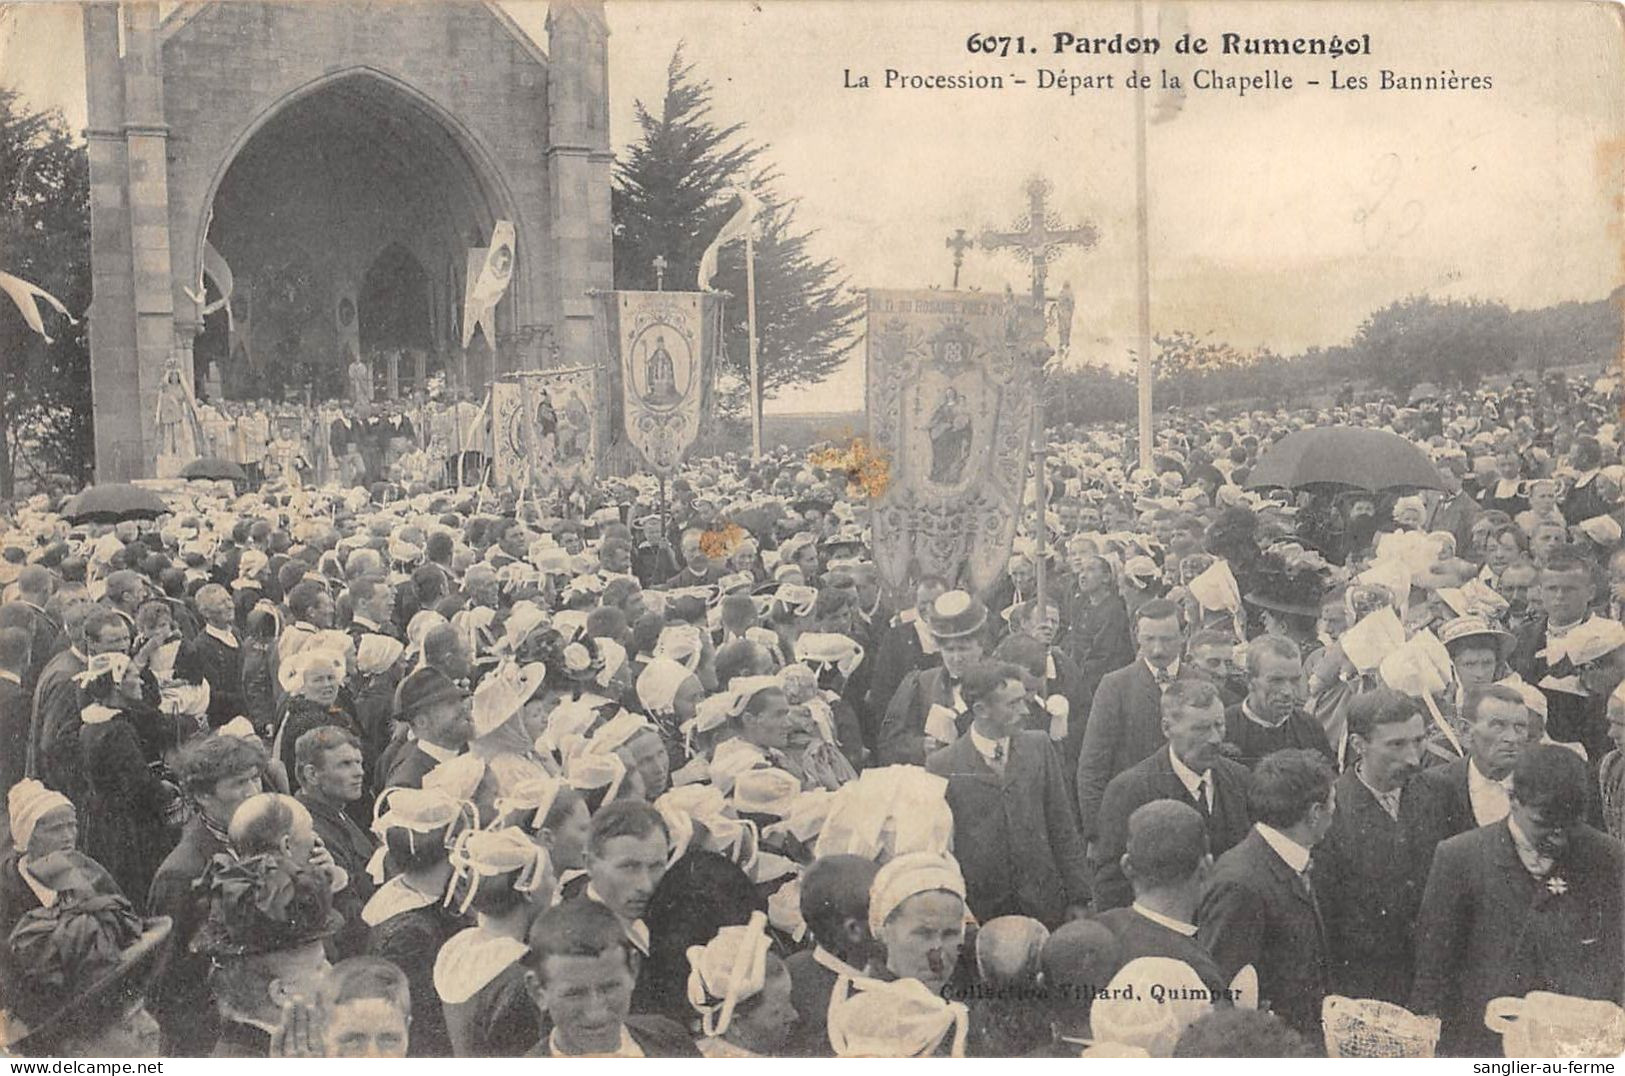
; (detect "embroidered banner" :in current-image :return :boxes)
[489,380,528,489]
[490,370,601,491]
[601,290,718,476]
[529,368,598,487]
[461,219,515,348]
[866,288,1042,604]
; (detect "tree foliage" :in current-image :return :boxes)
[612,47,862,419]
[1350,295,1518,392]
[0,87,92,496]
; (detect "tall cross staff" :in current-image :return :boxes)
[653,255,667,292]
[980,176,1098,617]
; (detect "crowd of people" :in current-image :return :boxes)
[0,369,1621,1059]
[184,392,487,489]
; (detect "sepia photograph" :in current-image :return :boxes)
[0,0,1620,1061]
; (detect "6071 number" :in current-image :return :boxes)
[965,34,1029,56]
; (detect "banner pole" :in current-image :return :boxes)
[746,227,762,462]
[1133,0,1155,472]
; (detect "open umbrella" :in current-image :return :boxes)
[60,483,169,525]
[1245,427,1446,493]
[179,457,246,482]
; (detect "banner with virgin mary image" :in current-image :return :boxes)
[600,290,719,476]
[866,288,1041,603]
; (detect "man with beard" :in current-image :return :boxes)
[1412,745,1624,1056]
[1311,688,1428,1005]
[1092,679,1252,910]
[1497,560,1541,633]
[1223,636,1336,770]
[1058,555,1134,708]
[382,668,474,790]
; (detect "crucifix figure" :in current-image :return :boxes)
[945,228,973,289]
[653,254,668,292]
[979,175,1098,304]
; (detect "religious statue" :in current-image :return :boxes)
[1053,281,1075,354]
[347,351,374,407]
[927,387,974,484]
[154,354,204,478]
[203,358,225,404]
[645,334,678,403]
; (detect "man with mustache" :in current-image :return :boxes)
[1090,679,1252,911]
[1310,688,1428,1005]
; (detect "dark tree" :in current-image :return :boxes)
[1349,295,1518,392]
[612,47,862,419]
[0,87,92,496]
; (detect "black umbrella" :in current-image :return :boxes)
[61,483,170,525]
[178,457,247,482]
[1245,427,1446,493]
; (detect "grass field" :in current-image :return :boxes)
[760,412,867,451]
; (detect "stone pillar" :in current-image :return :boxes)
[83,3,139,481]
[546,0,612,369]
[547,0,612,479]
[85,1,177,480]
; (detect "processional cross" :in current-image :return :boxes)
[978,175,1098,619]
[979,175,1098,304]
[652,254,668,292]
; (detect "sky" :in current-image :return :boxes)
[3,1,1621,413]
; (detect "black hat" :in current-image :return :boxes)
[1243,551,1331,619]
[393,667,468,721]
[190,852,342,959]
[3,851,173,1054]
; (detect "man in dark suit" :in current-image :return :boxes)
[864,575,947,726]
[1508,550,1613,761]
[1223,635,1336,769]
[878,589,985,765]
[1075,598,1188,841]
[0,627,32,802]
[1093,799,1227,996]
[381,667,472,790]
[1412,745,1625,1057]
[1406,683,1529,872]
[926,660,1091,927]
[4,566,61,691]
[1057,555,1135,710]
[1198,748,1337,1042]
[1092,679,1251,910]
[344,577,401,641]
[1312,688,1428,1005]
[172,583,247,729]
